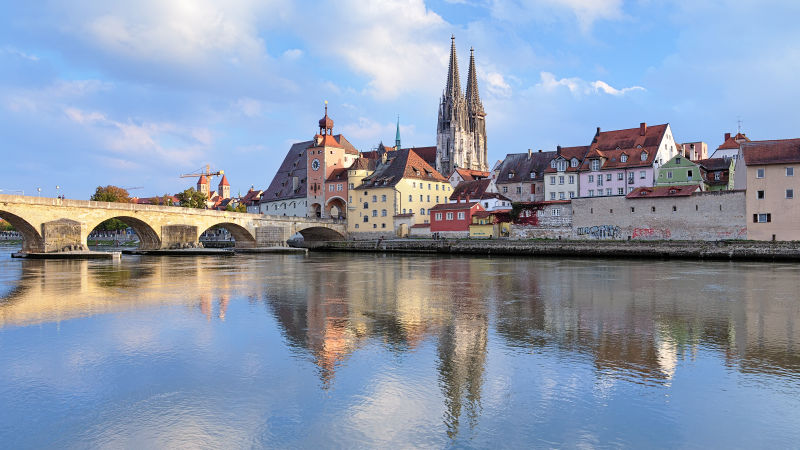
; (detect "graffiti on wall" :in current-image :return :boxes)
[632,228,672,239]
[576,225,621,239]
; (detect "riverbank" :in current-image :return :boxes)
[312,238,800,261]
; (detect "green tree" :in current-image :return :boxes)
[176,188,207,209]
[225,203,247,213]
[0,218,15,231]
[90,185,131,203]
[90,186,131,231]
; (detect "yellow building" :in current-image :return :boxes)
[739,139,800,240]
[349,148,452,237]
[469,210,511,238]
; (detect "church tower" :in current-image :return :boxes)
[436,36,473,176]
[466,47,487,172]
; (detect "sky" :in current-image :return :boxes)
[2,0,799,199]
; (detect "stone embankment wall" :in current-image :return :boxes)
[572,190,746,240]
[511,202,572,239]
[313,238,800,261]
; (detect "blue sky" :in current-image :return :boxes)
[2,0,799,198]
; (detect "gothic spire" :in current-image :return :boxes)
[445,35,462,98]
[466,47,484,114]
[395,115,401,150]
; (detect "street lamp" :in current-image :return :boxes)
[37,187,41,197]
[56,185,61,199]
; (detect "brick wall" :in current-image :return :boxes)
[572,191,747,240]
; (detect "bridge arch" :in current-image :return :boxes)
[325,196,346,219]
[0,210,44,252]
[201,222,256,248]
[85,216,161,250]
[297,225,346,242]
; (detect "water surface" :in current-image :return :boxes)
[1,244,799,448]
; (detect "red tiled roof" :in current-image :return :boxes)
[326,168,348,182]
[741,138,800,165]
[717,132,750,150]
[430,201,482,211]
[626,185,700,199]
[197,175,208,184]
[410,223,430,228]
[544,145,590,173]
[454,167,490,181]
[218,174,230,186]
[357,148,447,189]
[580,123,668,171]
[409,147,437,167]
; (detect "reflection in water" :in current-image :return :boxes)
[0,246,799,447]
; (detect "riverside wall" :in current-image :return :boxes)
[311,238,800,262]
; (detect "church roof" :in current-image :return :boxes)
[445,35,462,99]
[466,47,484,115]
[218,174,230,186]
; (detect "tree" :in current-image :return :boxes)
[90,185,131,203]
[0,218,14,231]
[225,203,247,213]
[176,188,207,209]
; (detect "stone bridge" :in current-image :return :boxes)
[0,194,346,253]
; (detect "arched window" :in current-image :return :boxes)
[420,208,425,215]
[641,151,648,161]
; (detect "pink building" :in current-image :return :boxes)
[578,123,680,197]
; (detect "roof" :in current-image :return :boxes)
[430,201,481,211]
[453,167,490,181]
[717,132,750,150]
[197,175,208,184]
[410,223,430,228]
[348,157,378,171]
[240,188,263,206]
[356,148,447,189]
[626,185,700,199]
[449,179,510,202]
[393,213,414,218]
[410,147,437,167]
[581,123,668,170]
[262,140,311,202]
[695,158,732,171]
[218,174,230,186]
[495,151,556,183]
[544,145,590,173]
[326,168,348,182]
[741,138,800,165]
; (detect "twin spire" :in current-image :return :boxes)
[445,35,483,113]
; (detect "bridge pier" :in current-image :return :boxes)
[42,219,84,252]
[255,226,290,247]
[161,225,199,249]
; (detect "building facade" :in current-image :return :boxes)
[494,150,555,203]
[655,154,702,187]
[543,145,589,201]
[430,202,484,237]
[710,132,750,159]
[696,158,735,191]
[436,36,487,175]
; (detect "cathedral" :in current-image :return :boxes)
[436,36,488,175]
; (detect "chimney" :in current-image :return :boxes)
[640,122,647,136]
[724,132,731,141]
[528,149,532,159]
[538,149,542,153]
[596,126,601,136]
[557,145,562,156]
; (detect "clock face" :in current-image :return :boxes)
[311,159,320,171]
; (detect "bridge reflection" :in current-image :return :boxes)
[1,254,799,436]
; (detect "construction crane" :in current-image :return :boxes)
[180,165,225,182]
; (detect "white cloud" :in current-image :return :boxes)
[233,97,262,117]
[339,117,414,146]
[536,72,645,97]
[282,48,303,60]
[2,46,40,61]
[489,0,624,33]
[485,72,512,97]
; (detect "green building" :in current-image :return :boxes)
[696,157,735,191]
[655,154,702,187]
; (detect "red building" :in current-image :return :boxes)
[430,202,485,234]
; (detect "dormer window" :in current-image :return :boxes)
[557,160,567,172]
[508,172,513,179]
[529,171,535,179]
[550,160,557,168]
[620,154,628,163]
[591,159,600,171]
[571,158,578,167]
[641,151,648,161]
[676,157,681,164]
[637,145,642,149]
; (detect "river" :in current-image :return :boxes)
[1,243,798,448]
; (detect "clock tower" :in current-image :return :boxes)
[306,102,355,218]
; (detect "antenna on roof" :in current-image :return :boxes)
[737,116,743,134]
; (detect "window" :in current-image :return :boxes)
[508,173,513,179]
[413,182,416,188]
[640,171,646,179]
[557,160,567,171]
[652,206,656,212]
[551,208,560,216]
[355,224,359,229]
[363,202,369,209]
[606,174,612,181]
[589,189,594,196]
[363,216,368,222]
[372,195,377,202]
[516,187,522,194]
[436,184,439,190]
[559,176,565,184]
[550,176,556,185]
[618,188,624,195]
[787,167,794,176]
[381,194,387,202]
[446,212,454,220]
[349,183,354,189]
[402,208,406,214]
[569,175,575,184]
[787,189,794,199]
[757,168,765,178]
[754,213,772,223]
[571,158,579,167]
[621,154,628,163]
[372,210,377,217]
[349,195,352,202]
[408,195,413,202]
[687,170,693,179]
[617,173,624,180]
[641,151,648,161]
[676,157,681,164]
[435,213,442,220]
[421,208,426,215]
[484,202,489,208]
[589,175,594,183]
[559,192,565,200]
[381,223,386,228]
[606,188,612,196]
[436,196,440,202]
[550,160,557,168]
[328,185,334,192]
[457,211,465,220]
[714,172,721,181]
[530,171,535,179]
[757,190,765,199]
[428,184,431,190]
[427,195,430,202]
[591,160,600,171]
[628,173,634,184]
[667,171,673,179]
[382,209,387,217]
[502,186,508,193]
[337,184,343,191]
[672,205,677,212]
[597,176,603,187]
[419,195,423,201]
[550,192,556,200]
[631,207,635,213]
[373,224,377,229]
